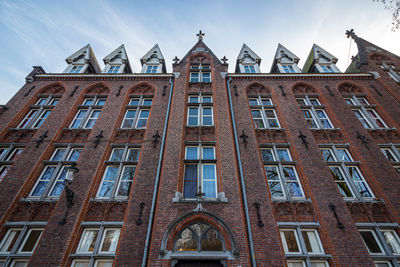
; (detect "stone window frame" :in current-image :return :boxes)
[95,144,140,200]
[357,222,400,267]
[189,63,211,83]
[282,64,296,73]
[27,144,83,200]
[319,65,335,73]
[0,221,46,267]
[248,94,281,129]
[278,222,331,267]
[69,221,123,267]
[69,95,107,129]
[344,95,388,129]
[17,95,60,129]
[69,65,84,73]
[319,144,375,201]
[0,144,24,182]
[146,65,158,73]
[260,143,306,201]
[120,95,153,129]
[186,92,213,127]
[107,65,120,74]
[379,144,400,174]
[243,65,256,73]
[296,95,334,130]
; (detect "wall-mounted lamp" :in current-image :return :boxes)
[59,163,79,226]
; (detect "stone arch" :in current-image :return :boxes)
[84,82,110,95]
[292,82,317,94]
[128,82,155,95]
[246,82,270,96]
[160,210,238,261]
[337,82,365,95]
[38,82,66,95]
[369,52,392,62]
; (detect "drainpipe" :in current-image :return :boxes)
[226,76,257,267]
[142,75,174,267]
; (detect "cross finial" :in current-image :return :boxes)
[346,29,355,39]
[221,56,228,64]
[173,56,180,64]
[197,30,205,41]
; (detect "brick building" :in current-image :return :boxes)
[0,30,399,267]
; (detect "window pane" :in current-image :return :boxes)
[77,229,99,252]
[277,149,291,161]
[360,231,383,254]
[189,96,199,103]
[382,230,400,254]
[11,261,28,267]
[287,262,305,267]
[186,147,198,160]
[329,167,353,198]
[142,99,152,106]
[98,166,119,198]
[95,260,113,267]
[203,165,216,198]
[265,166,284,197]
[31,166,56,197]
[49,167,68,197]
[100,229,120,252]
[83,99,93,106]
[68,149,82,162]
[136,110,149,129]
[110,148,124,161]
[202,147,215,160]
[281,230,300,252]
[249,98,259,106]
[96,99,106,106]
[20,229,42,252]
[261,149,274,161]
[51,148,66,161]
[72,260,90,267]
[262,98,272,105]
[117,166,135,197]
[321,149,335,162]
[310,262,329,267]
[129,98,140,106]
[184,165,197,198]
[337,149,352,161]
[302,230,323,253]
[126,149,140,162]
[0,229,21,252]
[202,96,212,103]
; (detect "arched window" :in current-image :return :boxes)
[174,223,224,252]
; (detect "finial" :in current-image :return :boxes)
[221,56,228,64]
[197,30,205,41]
[173,56,180,64]
[345,29,356,39]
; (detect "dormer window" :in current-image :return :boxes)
[69,66,83,73]
[244,65,256,73]
[320,65,335,73]
[282,65,295,73]
[146,65,158,73]
[107,65,120,73]
[190,63,211,83]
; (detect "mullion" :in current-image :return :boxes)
[273,146,290,200]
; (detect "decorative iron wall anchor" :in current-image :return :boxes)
[298,131,309,149]
[94,130,104,148]
[24,86,35,97]
[329,203,345,231]
[35,130,48,148]
[356,131,369,150]
[325,85,334,96]
[116,85,123,97]
[278,85,286,96]
[153,130,160,148]
[233,85,239,97]
[253,202,264,227]
[162,85,167,96]
[136,202,146,225]
[70,86,79,97]
[240,130,248,149]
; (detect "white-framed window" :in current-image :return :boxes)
[279,224,329,267]
[0,223,45,266]
[107,65,120,74]
[121,96,152,129]
[358,225,400,266]
[190,63,211,83]
[249,96,280,129]
[320,65,335,73]
[29,145,82,199]
[377,62,400,83]
[244,65,256,73]
[0,145,24,182]
[183,145,217,199]
[69,65,84,73]
[261,145,305,200]
[70,96,106,129]
[187,93,213,126]
[379,145,400,174]
[282,64,295,73]
[296,96,333,129]
[146,65,158,73]
[320,145,374,200]
[17,95,60,129]
[70,223,121,267]
[345,96,388,129]
[96,146,140,199]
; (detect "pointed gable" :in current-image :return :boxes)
[102,45,132,73]
[235,44,261,73]
[302,44,340,73]
[178,38,223,67]
[140,44,166,73]
[64,44,101,74]
[270,44,301,73]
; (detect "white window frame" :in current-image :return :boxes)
[183,145,217,199]
[282,64,295,73]
[0,145,24,182]
[70,96,106,129]
[69,65,84,73]
[28,145,82,200]
[249,95,280,129]
[244,65,256,73]
[379,145,400,175]
[17,95,59,129]
[297,96,333,129]
[189,63,211,83]
[187,93,213,126]
[261,145,305,200]
[96,146,140,200]
[107,65,120,74]
[320,65,335,73]
[345,95,388,129]
[120,96,152,129]
[146,65,158,73]
[320,145,374,201]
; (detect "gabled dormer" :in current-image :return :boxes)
[235,44,261,73]
[63,44,101,74]
[140,44,166,73]
[270,44,301,73]
[302,44,340,73]
[103,44,132,74]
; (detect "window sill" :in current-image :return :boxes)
[285,254,332,260]
[367,127,397,131]
[310,128,341,131]
[172,192,228,203]
[255,128,285,131]
[19,198,59,203]
[344,198,384,204]
[272,198,311,203]
[90,198,128,203]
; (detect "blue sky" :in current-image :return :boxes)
[0,0,399,104]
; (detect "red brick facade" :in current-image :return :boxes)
[0,34,399,267]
